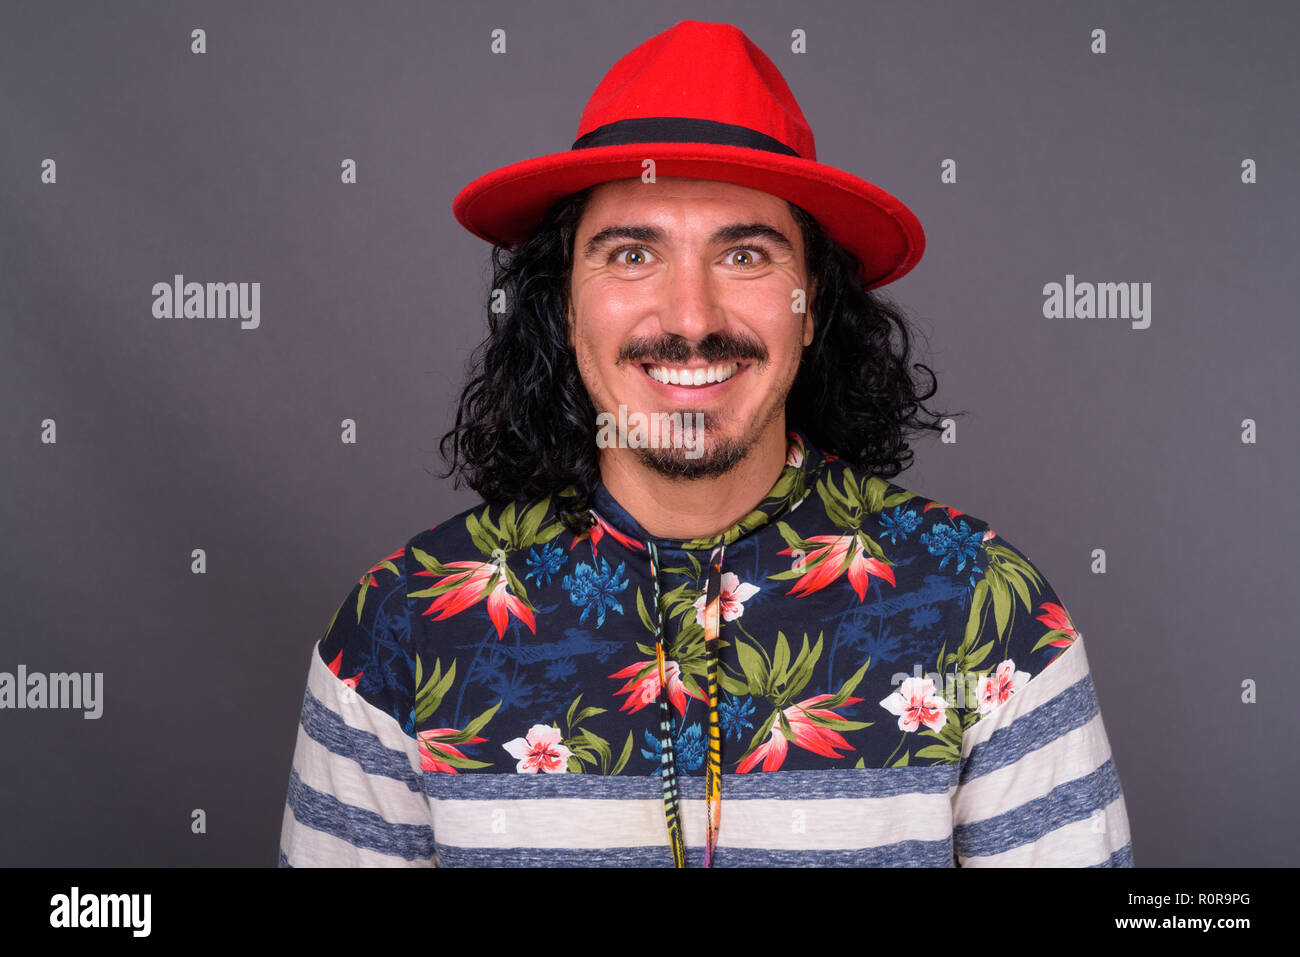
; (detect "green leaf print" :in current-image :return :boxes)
[611,731,635,775]
[414,655,458,725]
[561,694,627,774]
[439,699,502,746]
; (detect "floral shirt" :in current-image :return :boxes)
[279,430,1133,867]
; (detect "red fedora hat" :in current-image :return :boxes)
[452,20,925,289]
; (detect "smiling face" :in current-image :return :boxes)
[568,177,814,479]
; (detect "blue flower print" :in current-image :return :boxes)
[920,519,983,574]
[641,720,706,775]
[878,505,922,544]
[525,542,567,587]
[718,693,756,741]
[562,557,628,628]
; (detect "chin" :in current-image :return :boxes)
[633,434,752,480]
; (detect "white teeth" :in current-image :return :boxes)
[646,362,739,386]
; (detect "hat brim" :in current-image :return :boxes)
[452,141,924,290]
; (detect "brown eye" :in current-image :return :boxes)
[611,246,649,266]
[726,247,768,267]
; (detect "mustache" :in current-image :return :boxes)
[618,332,768,365]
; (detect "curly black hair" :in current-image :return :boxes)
[439,185,963,531]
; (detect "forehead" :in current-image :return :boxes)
[577,177,794,235]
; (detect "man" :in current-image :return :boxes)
[279,19,1132,867]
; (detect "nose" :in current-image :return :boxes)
[656,257,728,344]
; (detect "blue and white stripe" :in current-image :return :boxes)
[951,635,1133,866]
[280,646,437,867]
[280,635,1132,867]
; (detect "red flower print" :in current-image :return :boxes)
[609,659,706,718]
[736,694,863,773]
[879,677,948,732]
[327,651,362,690]
[976,660,1031,715]
[571,511,645,560]
[416,728,487,774]
[779,534,896,601]
[1035,602,1078,646]
[417,559,536,640]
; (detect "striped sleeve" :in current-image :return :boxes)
[951,632,1133,866]
[279,551,437,867]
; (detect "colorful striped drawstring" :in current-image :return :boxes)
[647,540,726,867]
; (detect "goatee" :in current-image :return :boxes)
[634,434,752,480]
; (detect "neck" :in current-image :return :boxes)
[596,419,790,539]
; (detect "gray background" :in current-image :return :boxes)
[2,0,1296,866]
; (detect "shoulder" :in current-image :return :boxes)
[868,470,1082,676]
[314,519,452,720]
[795,455,1000,576]
[815,458,1086,705]
[402,490,584,639]
[879,481,1091,728]
[319,490,579,646]
[317,489,585,702]
[404,490,579,583]
[310,493,565,708]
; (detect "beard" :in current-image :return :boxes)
[625,408,765,480]
[634,433,750,479]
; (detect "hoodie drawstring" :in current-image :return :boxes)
[647,539,725,867]
[701,544,725,866]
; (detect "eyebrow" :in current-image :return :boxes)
[581,222,796,260]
